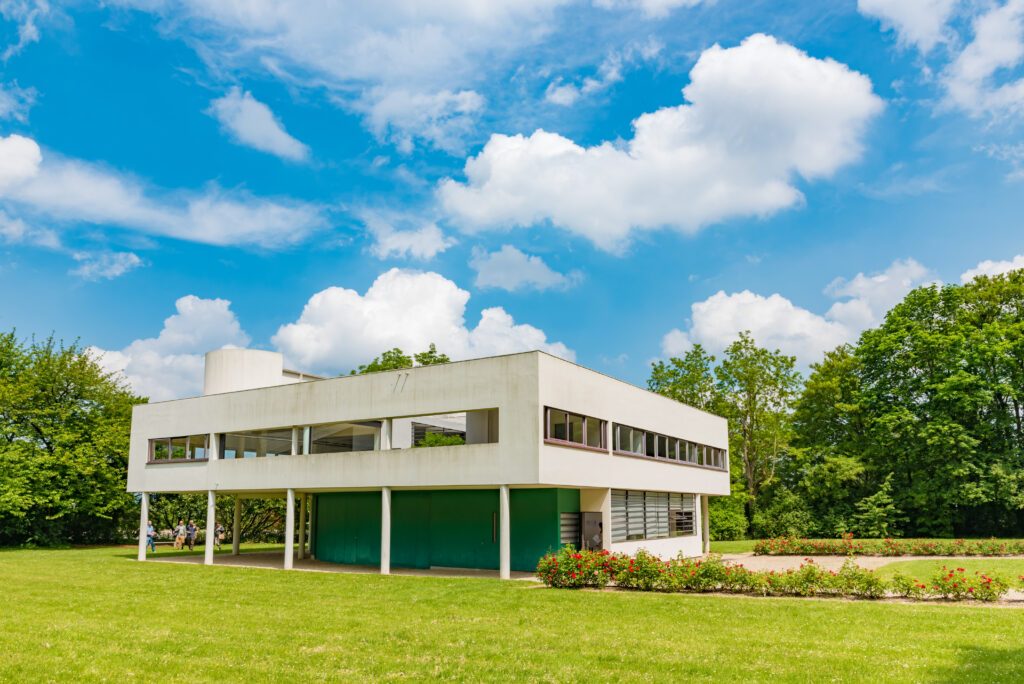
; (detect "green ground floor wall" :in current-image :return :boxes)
[313,488,580,572]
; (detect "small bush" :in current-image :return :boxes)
[535,546,624,588]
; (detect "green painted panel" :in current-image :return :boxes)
[510,489,580,572]
[314,492,381,566]
[391,491,431,569]
[429,490,499,570]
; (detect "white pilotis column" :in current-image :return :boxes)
[381,419,392,450]
[137,492,149,561]
[232,497,241,555]
[204,490,216,566]
[701,494,710,555]
[380,487,391,575]
[297,493,307,560]
[499,485,510,579]
[284,488,295,570]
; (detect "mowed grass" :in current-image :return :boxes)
[876,558,1024,582]
[2,547,1023,682]
[709,539,758,553]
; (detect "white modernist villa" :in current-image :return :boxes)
[130,349,730,577]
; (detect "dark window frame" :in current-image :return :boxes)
[148,434,210,464]
[544,406,608,452]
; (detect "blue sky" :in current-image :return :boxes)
[0,0,1022,399]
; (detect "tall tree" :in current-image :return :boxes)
[0,332,142,545]
[647,344,717,410]
[714,332,802,525]
[414,343,451,367]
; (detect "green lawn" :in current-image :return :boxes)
[710,539,757,553]
[2,547,1023,682]
[876,558,1024,582]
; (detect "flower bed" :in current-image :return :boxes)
[535,547,1014,602]
[752,536,1024,556]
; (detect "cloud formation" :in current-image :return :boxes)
[0,133,327,247]
[944,0,1024,118]
[440,34,883,251]
[90,295,250,400]
[70,251,143,281]
[960,254,1024,282]
[208,87,310,162]
[470,245,581,291]
[272,268,573,374]
[857,0,958,53]
[661,259,933,364]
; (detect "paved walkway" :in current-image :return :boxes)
[150,551,536,581]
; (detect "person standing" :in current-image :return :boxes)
[214,522,225,551]
[185,519,197,551]
[146,520,156,554]
[174,519,186,550]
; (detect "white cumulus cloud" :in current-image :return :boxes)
[208,87,310,162]
[470,245,581,291]
[857,0,958,53]
[272,268,574,374]
[0,133,327,247]
[661,259,933,364]
[960,254,1024,281]
[90,295,250,400]
[944,0,1024,118]
[440,34,883,252]
[360,210,456,260]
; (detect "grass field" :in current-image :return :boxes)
[2,547,1023,681]
[709,539,757,553]
[876,558,1024,581]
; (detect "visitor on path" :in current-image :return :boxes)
[186,520,197,551]
[146,521,156,553]
[174,519,186,550]
[215,522,225,551]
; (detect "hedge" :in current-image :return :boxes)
[753,536,1024,556]
[536,547,1015,602]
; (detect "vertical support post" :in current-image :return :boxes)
[291,427,299,456]
[701,494,710,555]
[380,418,392,450]
[137,492,149,561]
[499,485,510,579]
[232,496,241,555]
[208,432,219,460]
[297,493,307,560]
[204,490,216,566]
[302,427,311,455]
[380,487,391,575]
[284,488,295,570]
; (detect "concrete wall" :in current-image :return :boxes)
[129,351,729,499]
[536,353,730,496]
[203,349,307,395]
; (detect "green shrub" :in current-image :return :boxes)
[535,546,623,588]
[752,536,1024,557]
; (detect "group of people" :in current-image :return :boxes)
[144,519,226,553]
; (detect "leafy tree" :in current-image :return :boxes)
[415,432,465,448]
[751,486,813,538]
[351,348,413,375]
[647,344,717,410]
[708,487,749,540]
[414,343,451,367]
[714,332,802,525]
[351,344,451,375]
[0,332,142,545]
[852,474,903,538]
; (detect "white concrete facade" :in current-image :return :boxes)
[130,351,730,565]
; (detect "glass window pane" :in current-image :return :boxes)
[586,418,603,448]
[568,413,584,444]
[631,429,644,455]
[151,440,168,460]
[549,409,568,441]
[170,436,187,459]
[187,434,208,459]
[644,432,655,458]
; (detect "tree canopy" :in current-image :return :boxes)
[350,344,451,375]
[0,333,143,545]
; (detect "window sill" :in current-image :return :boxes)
[146,458,210,466]
[543,438,608,454]
[611,450,727,472]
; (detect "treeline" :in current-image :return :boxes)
[649,270,1024,539]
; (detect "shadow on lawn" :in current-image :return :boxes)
[933,645,1024,682]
